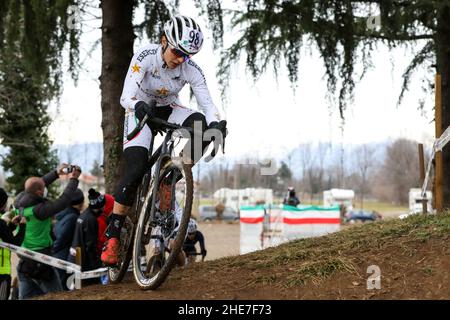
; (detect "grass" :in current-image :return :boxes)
[218,211,450,288]
[356,200,408,213]
[422,266,434,276]
[284,257,356,287]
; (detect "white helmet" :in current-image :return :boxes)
[187,218,198,234]
[164,15,204,55]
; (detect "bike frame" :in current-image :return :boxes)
[133,118,193,254]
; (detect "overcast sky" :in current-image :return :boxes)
[48,1,437,163]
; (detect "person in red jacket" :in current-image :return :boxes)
[97,194,114,255]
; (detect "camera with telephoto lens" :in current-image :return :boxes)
[62,165,74,174]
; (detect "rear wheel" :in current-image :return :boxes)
[132,158,193,290]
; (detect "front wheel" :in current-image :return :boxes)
[132,159,193,290]
[107,216,135,284]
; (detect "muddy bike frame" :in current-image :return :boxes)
[107,115,194,282]
[128,114,195,237]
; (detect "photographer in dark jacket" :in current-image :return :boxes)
[52,188,84,290]
[0,188,26,300]
[14,164,81,299]
[70,188,104,279]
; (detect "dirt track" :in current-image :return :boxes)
[197,221,240,261]
[41,214,449,300]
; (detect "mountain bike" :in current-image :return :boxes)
[107,115,195,290]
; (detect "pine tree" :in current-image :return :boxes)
[0,58,58,193]
[215,0,450,208]
[0,0,79,193]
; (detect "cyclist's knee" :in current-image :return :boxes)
[182,112,207,132]
[182,113,208,163]
[114,146,148,206]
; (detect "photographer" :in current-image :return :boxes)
[14,164,81,299]
[0,188,26,300]
[52,188,84,290]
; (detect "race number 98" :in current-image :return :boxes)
[189,30,200,46]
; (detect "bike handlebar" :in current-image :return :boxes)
[127,115,227,160]
[127,115,194,141]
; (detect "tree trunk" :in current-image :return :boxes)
[436,5,450,210]
[100,0,135,194]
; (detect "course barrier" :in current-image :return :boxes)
[422,125,450,199]
[0,242,107,290]
[240,204,341,254]
[239,205,265,254]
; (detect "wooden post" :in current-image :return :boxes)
[418,144,428,214]
[435,74,443,213]
[75,247,82,289]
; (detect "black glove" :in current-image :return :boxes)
[208,120,228,139]
[206,120,228,161]
[201,249,207,257]
[134,101,156,122]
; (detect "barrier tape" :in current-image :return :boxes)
[0,242,108,289]
[435,125,450,152]
[80,268,108,279]
[0,242,80,273]
[421,125,450,199]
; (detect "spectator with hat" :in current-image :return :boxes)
[69,188,105,274]
[52,188,85,290]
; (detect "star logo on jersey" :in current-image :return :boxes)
[156,87,169,96]
[131,63,141,73]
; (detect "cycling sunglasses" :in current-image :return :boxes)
[169,45,191,61]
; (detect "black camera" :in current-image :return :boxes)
[62,165,75,174]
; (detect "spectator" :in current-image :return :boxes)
[97,194,114,256]
[52,188,84,290]
[14,164,81,300]
[0,187,26,300]
[70,188,105,277]
[215,203,225,221]
[283,187,300,207]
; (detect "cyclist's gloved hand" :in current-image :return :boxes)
[201,249,207,258]
[207,120,228,160]
[208,120,227,139]
[134,101,156,122]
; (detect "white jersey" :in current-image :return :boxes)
[120,43,221,125]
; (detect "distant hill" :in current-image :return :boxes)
[1,138,425,182]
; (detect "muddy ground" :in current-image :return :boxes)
[40,213,449,300]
